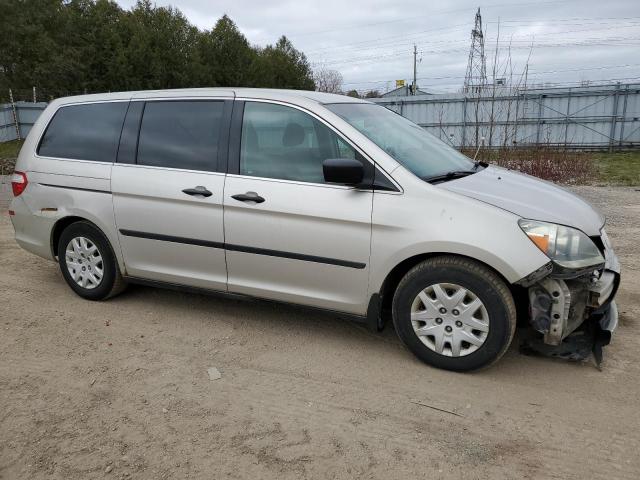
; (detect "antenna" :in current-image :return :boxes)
[463,7,487,93]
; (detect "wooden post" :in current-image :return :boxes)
[9,89,21,141]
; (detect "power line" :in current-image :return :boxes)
[341,63,640,87]
[301,8,640,95]
[305,18,640,56]
[308,24,640,61]
[314,38,640,68]
[272,0,599,39]
[345,77,640,95]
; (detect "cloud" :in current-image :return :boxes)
[116,0,640,93]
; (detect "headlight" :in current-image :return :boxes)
[518,219,604,269]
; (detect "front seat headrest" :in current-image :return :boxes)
[282,122,305,147]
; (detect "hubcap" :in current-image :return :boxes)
[410,283,489,357]
[65,237,104,290]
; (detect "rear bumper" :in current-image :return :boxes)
[9,195,56,261]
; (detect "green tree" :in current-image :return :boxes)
[195,15,256,87]
[0,0,316,100]
[0,0,82,98]
[69,0,131,93]
[124,0,199,90]
[254,36,315,90]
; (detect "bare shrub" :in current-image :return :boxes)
[314,68,343,94]
[1,157,17,175]
[461,147,596,184]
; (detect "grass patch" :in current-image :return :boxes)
[0,139,24,159]
[592,151,640,186]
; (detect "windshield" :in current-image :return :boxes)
[325,103,475,179]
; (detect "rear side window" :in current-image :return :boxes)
[137,101,224,172]
[38,102,128,162]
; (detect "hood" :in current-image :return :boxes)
[438,166,604,236]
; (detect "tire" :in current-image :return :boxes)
[392,256,516,372]
[57,221,126,301]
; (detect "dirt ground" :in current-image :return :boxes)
[1,182,639,480]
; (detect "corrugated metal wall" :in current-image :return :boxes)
[373,83,640,150]
[0,102,48,143]
[2,84,640,150]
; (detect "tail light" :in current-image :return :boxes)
[11,171,28,197]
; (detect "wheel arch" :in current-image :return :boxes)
[51,216,87,258]
[374,252,516,329]
[50,216,125,273]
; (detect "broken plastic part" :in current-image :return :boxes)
[520,300,618,368]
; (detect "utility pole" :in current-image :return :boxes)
[412,44,417,95]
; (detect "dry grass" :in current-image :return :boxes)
[463,147,597,184]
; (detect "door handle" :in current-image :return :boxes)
[182,186,212,197]
[231,192,265,204]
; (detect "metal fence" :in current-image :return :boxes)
[2,83,640,150]
[1,101,48,143]
[373,82,640,150]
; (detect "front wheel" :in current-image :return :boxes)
[392,256,516,371]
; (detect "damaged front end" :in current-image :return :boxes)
[518,229,620,366]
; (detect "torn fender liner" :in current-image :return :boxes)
[593,300,618,366]
[520,301,618,367]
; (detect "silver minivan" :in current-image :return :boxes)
[9,88,620,371]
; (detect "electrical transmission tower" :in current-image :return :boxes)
[463,7,487,93]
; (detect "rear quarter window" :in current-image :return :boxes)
[38,102,128,162]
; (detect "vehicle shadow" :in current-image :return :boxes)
[110,280,601,377]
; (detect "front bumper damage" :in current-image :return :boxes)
[519,230,620,366]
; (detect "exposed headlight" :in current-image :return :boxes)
[518,219,604,269]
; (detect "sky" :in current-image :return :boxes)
[116,0,640,94]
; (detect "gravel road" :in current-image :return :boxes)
[1,184,638,479]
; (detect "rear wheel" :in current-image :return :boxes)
[57,222,126,300]
[392,256,516,371]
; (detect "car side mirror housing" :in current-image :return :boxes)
[323,158,364,185]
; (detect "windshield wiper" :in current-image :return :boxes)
[422,170,477,184]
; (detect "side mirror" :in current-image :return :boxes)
[323,158,364,185]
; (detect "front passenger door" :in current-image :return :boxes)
[223,101,373,315]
